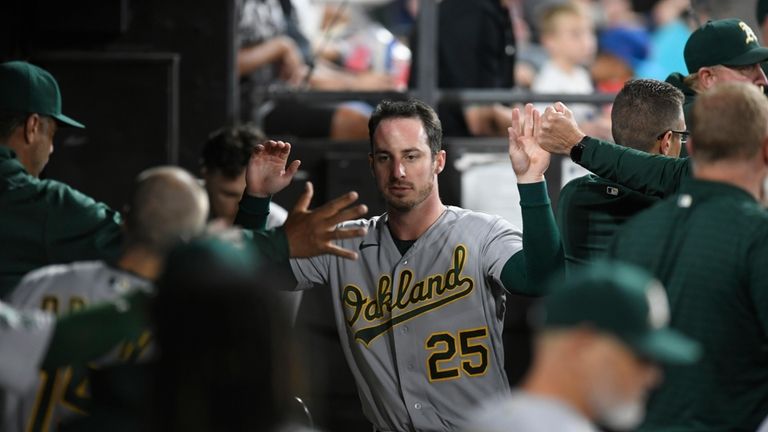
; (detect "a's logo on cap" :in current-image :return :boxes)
[645,280,670,329]
[739,21,758,45]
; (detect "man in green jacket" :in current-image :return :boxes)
[0,60,367,298]
[665,18,768,157]
[557,79,685,271]
[0,60,122,298]
[608,82,768,431]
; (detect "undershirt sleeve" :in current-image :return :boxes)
[579,137,692,198]
[500,181,564,296]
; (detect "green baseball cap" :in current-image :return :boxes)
[684,18,768,74]
[535,261,701,365]
[0,61,85,128]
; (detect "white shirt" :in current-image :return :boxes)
[532,60,596,123]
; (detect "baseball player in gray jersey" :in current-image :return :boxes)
[0,302,55,394]
[4,166,208,432]
[237,99,564,431]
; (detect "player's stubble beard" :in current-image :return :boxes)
[385,179,434,212]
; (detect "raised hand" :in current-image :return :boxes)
[245,140,301,198]
[508,103,550,183]
[284,182,368,260]
[539,102,586,155]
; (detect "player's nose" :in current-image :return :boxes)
[391,160,406,178]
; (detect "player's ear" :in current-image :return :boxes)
[698,67,717,89]
[658,131,672,156]
[434,150,446,174]
[23,113,42,145]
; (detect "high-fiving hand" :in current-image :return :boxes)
[284,182,368,260]
[245,140,302,198]
[508,103,550,183]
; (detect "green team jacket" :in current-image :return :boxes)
[608,178,768,431]
[558,136,693,270]
[557,174,658,272]
[576,137,691,198]
[0,147,123,298]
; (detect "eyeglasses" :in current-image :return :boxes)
[657,129,690,145]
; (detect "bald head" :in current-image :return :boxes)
[691,82,768,164]
[125,166,209,254]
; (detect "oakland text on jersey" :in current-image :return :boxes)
[342,245,475,345]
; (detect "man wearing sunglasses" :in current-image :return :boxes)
[665,18,768,156]
[557,79,685,272]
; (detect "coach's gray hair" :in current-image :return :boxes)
[124,166,209,254]
[692,82,768,163]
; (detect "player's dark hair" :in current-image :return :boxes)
[692,82,768,163]
[0,110,30,144]
[201,124,267,178]
[152,239,306,431]
[368,98,443,154]
[611,79,685,152]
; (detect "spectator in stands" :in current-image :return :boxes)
[408,0,517,137]
[533,2,597,124]
[237,0,394,140]
[0,60,122,297]
[557,79,684,272]
[463,262,699,432]
[201,125,288,228]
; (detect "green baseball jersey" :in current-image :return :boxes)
[608,178,768,431]
[578,137,691,199]
[557,174,658,272]
[0,147,123,298]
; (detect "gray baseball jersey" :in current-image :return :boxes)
[290,206,522,431]
[4,261,153,432]
[0,301,54,393]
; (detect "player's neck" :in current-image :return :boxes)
[692,159,766,201]
[117,247,164,281]
[387,192,445,241]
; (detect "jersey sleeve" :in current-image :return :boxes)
[290,254,331,290]
[579,137,691,198]
[500,181,564,296]
[0,301,55,393]
[43,182,123,264]
[234,194,271,230]
[481,215,523,290]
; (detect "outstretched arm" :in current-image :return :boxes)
[235,140,301,230]
[501,104,564,295]
[242,181,368,273]
[539,102,691,198]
